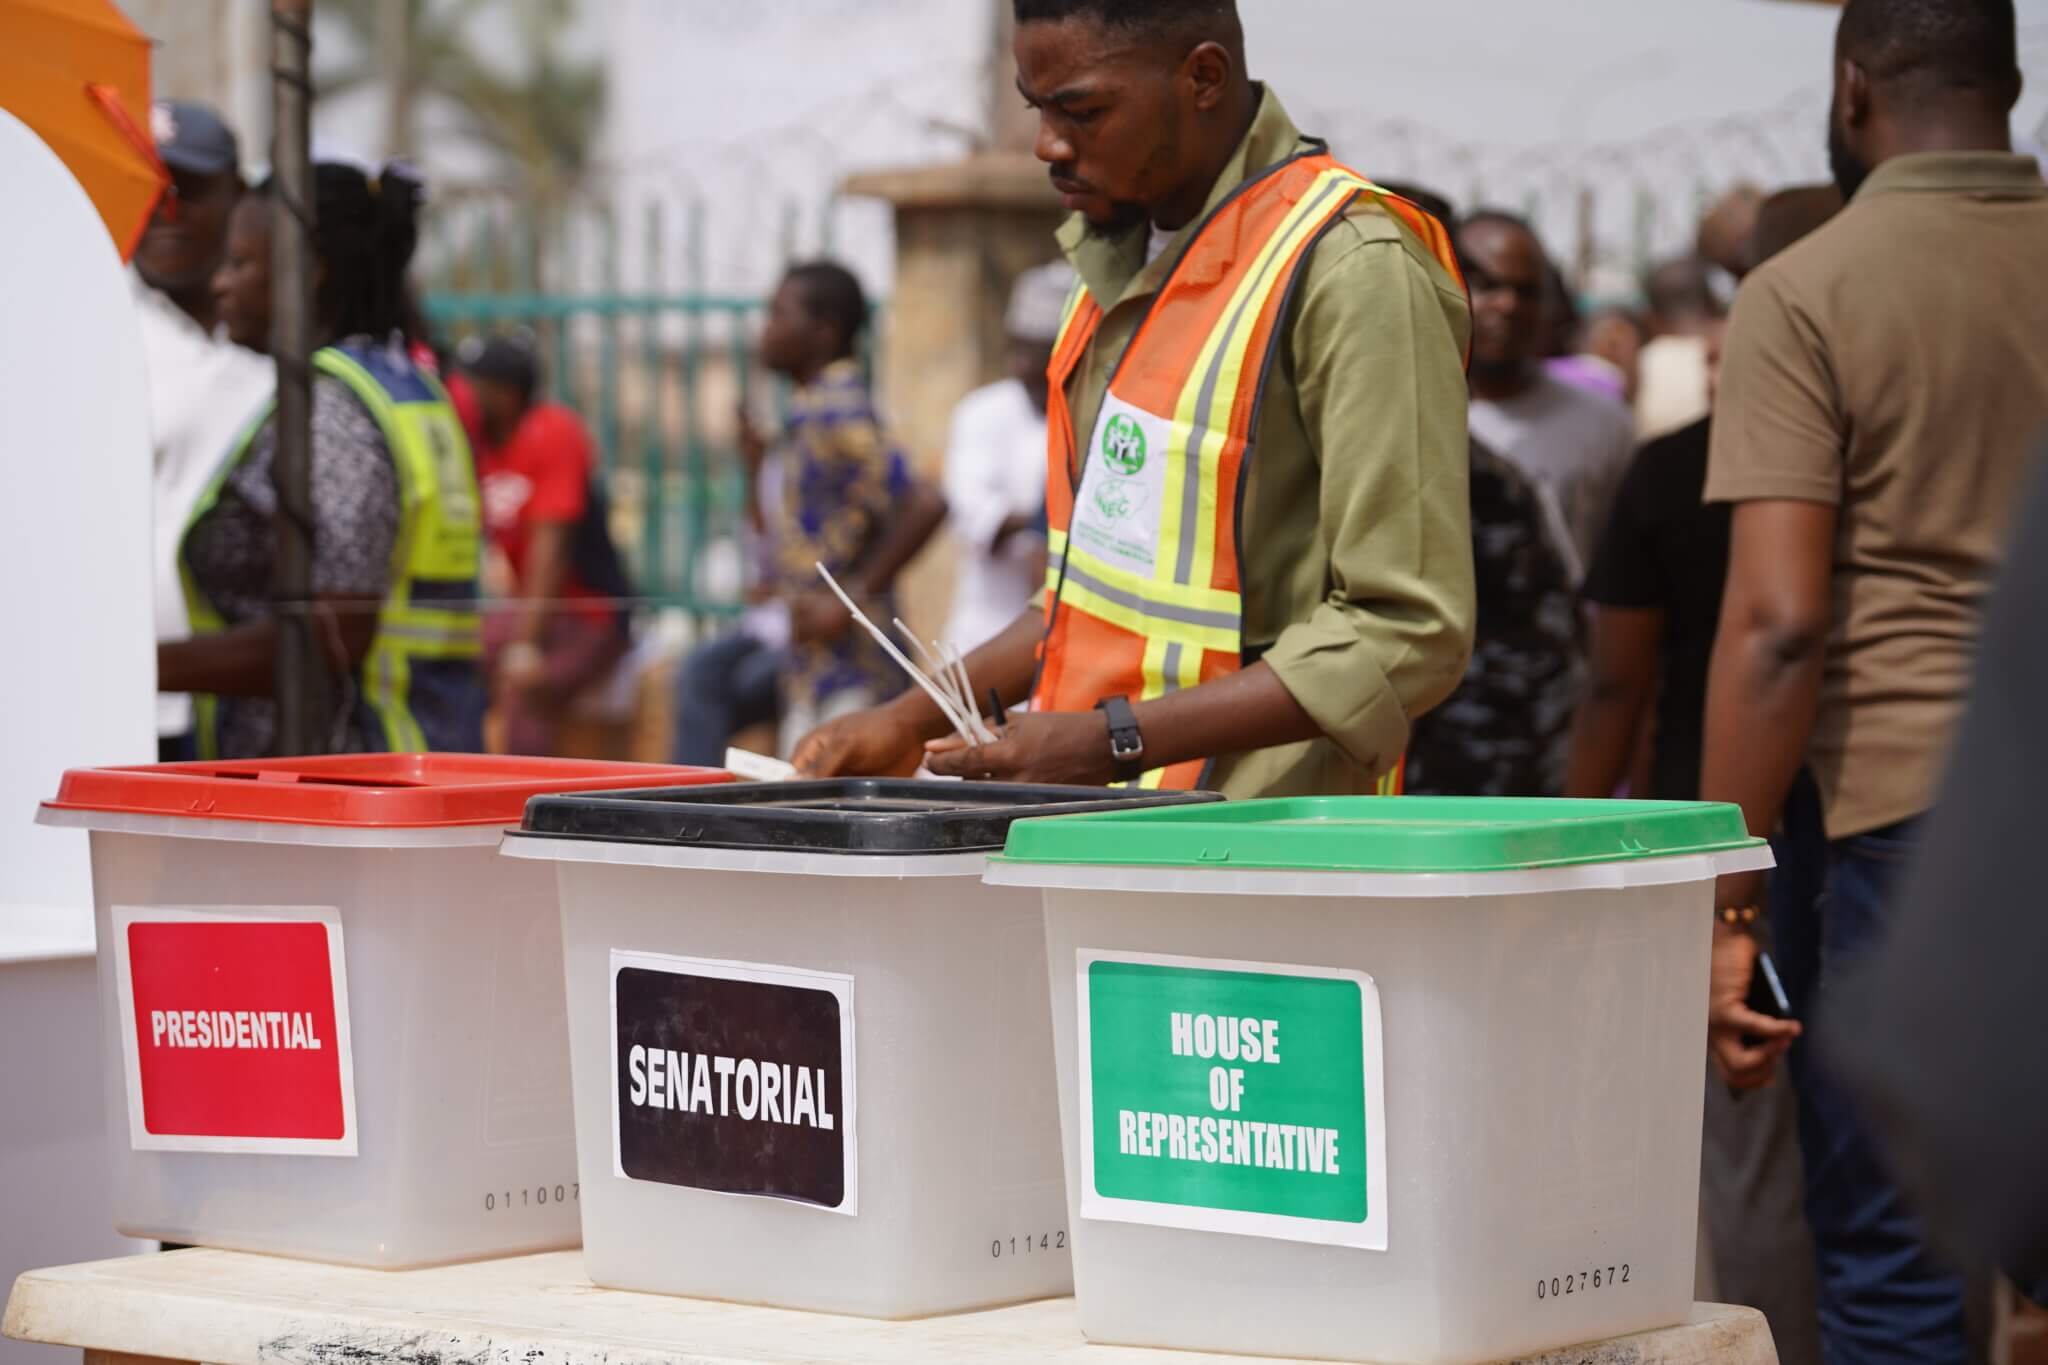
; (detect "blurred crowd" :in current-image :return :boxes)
[134,0,2048,1358]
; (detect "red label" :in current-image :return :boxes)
[125,919,348,1142]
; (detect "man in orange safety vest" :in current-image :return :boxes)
[795,0,1474,798]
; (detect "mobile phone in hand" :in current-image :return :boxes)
[1746,949,1792,1020]
[1738,949,1794,1053]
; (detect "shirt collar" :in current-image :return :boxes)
[1057,85,1314,311]
[1854,150,2047,203]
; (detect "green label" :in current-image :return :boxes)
[1080,952,1385,1248]
[1100,412,1147,474]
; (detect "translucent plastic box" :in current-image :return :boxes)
[502,779,1217,1318]
[988,797,1772,1365]
[38,754,730,1268]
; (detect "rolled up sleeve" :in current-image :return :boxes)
[1260,230,1476,774]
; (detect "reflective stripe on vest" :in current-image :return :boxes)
[180,343,483,757]
[1035,149,1464,792]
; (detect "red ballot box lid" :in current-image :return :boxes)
[45,753,734,828]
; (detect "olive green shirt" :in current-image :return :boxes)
[1055,88,1474,798]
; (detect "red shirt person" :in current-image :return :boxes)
[454,335,632,756]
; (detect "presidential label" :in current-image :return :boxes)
[1070,392,1172,579]
[1077,950,1387,1249]
[611,950,856,1215]
[111,905,358,1156]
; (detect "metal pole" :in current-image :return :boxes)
[270,0,330,755]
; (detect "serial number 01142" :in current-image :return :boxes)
[990,1231,1067,1258]
[1537,1264,1630,1300]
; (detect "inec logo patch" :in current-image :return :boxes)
[1101,413,1148,475]
[1092,478,1144,523]
[1074,395,1170,577]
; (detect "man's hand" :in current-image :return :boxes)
[1707,922,1801,1090]
[925,710,1115,787]
[790,590,854,646]
[791,703,927,779]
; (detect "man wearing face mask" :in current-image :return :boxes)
[796,0,1474,797]
[1700,1,2048,1358]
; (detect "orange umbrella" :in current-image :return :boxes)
[0,0,168,261]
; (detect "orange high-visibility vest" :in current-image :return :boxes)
[1034,145,1465,791]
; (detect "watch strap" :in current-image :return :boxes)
[1095,695,1146,783]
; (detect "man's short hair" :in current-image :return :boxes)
[1455,209,1541,247]
[1643,255,1722,323]
[1839,0,2019,104]
[1014,0,1242,54]
[784,261,869,357]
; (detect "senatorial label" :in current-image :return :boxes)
[611,950,856,1215]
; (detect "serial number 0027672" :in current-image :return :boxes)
[1537,1264,1630,1300]
[484,1182,579,1212]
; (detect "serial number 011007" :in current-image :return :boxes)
[1537,1265,1630,1300]
[484,1183,578,1212]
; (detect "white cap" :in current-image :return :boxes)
[1005,262,1075,344]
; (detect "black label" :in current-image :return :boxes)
[613,962,851,1211]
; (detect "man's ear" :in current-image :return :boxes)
[1837,58,1871,130]
[1184,40,1234,116]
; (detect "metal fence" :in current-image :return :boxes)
[422,202,769,624]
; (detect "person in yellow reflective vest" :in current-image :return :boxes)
[157,161,485,758]
[794,0,1474,797]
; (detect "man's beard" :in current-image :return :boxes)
[1082,200,1150,241]
[1828,114,1871,202]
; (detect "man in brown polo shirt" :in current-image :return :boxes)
[1699,0,2048,1359]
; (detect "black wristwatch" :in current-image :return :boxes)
[1096,696,1146,783]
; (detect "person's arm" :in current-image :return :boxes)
[513,522,575,644]
[1564,606,1665,798]
[789,602,1044,777]
[790,455,949,645]
[790,476,949,646]
[853,476,947,600]
[1700,499,1833,1087]
[923,659,1319,786]
[1695,266,1845,1088]
[927,218,1476,785]
[158,597,379,695]
[496,519,576,694]
[1701,501,1835,879]
[1564,444,1669,798]
[160,383,398,702]
[736,403,770,535]
[497,409,593,690]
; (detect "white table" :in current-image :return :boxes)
[4,1250,1778,1365]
